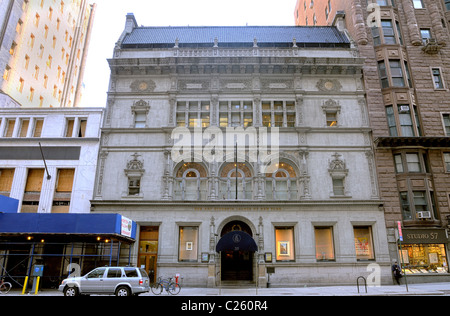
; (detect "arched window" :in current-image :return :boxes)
[173,162,207,201]
[265,162,298,200]
[219,163,253,200]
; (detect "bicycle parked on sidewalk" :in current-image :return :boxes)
[0,279,12,294]
[150,277,181,295]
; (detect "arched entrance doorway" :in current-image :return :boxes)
[216,221,257,281]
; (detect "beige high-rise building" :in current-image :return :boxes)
[0,0,96,108]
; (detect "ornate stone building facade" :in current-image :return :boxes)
[295,0,450,282]
[91,13,392,287]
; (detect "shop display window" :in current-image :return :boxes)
[178,226,198,262]
[353,226,375,260]
[275,227,295,261]
[315,227,335,261]
[400,244,449,274]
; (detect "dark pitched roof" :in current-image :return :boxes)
[121,26,350,48]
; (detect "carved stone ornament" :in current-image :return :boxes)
[316,79,342,92]
[322,99,341,113]
[125,153,145,177]
[328,153,348,176]
[131,99,150,114]
[130,80,156,92]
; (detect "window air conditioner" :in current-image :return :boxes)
[417,211,432,219]
[399,105,410,113]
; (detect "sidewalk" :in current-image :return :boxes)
[9,282,450,296]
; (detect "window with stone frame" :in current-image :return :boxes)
[173,162,208,201]
[265,161,298,201]
[371,19,402,46]
[413,0,424,9]
[124,153,145,198]
[445,0,450,11]
[385,104,421,137]
[394,150,438,221]
[219,162,253,200]
[442,114,450,136]
[132,99,150,128]
[261,101,296,128]
[177,101,210,128]
[219,101,253,128]
[328,153,349,197]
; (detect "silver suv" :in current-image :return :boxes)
[59,266,150,296]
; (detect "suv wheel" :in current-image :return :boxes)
[115,286,131,296]
[64,286,79,296]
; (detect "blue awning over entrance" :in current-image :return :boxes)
[0,213,137,240]
[216,231,258,252]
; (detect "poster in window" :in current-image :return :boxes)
[278,241,290,256]
[186,242,193,251]
[355,237,370,256]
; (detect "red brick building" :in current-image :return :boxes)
[295,0,450,282]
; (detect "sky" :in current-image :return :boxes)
[79,0,297,107]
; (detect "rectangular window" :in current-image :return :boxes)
[445,0,450,11]
[19,119,29,137]
[25,169,44,192]
[179,226,198,262]
[65,119,74,137]
[128,178,141,196]
[413,191,428,215]
[443,114,450,136]
[315,227,335,261]
[4,119,15,137]
[354,226,375,260]
[33,119,44,137]
[275,227,295,261]
[0,169,15,196]
[78,119,87,137]
[326,112,337,127]
[381,20,396,44]
[444,153,450,172]
[386,106,398,136]
[134,113,146,128]
[398,105,414,136]
[332,178,345,196]
[52,169,74,213]
[420,29,431,44]
[413,0,424,8]
[400,191,412,220]
[390,60,405,87]
[55,169,74,192]
[394,154,404,173]
[406,153,421,172]
[402,244,448,274]
[378,61,389,88]
[432,68,444,89]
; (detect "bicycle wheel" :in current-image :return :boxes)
[0,282,11,294]
[168,282,181,295]
[150,282,163,295]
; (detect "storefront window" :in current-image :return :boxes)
[315,227,335,261]
[353,226,375,260]
[275,227,295,261]
[401,244,448,274]
[179,226,198,262]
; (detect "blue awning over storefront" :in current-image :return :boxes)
[0,195,19,213]
[0,213,137,240]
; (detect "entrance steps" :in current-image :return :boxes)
[219,280,255,288]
